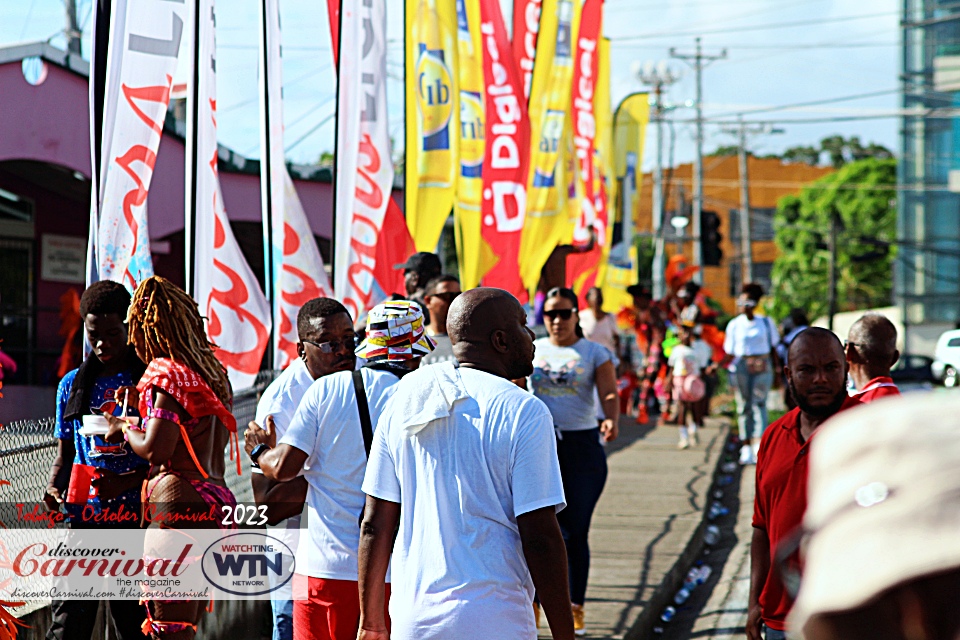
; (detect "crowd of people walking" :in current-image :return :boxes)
[40,249,956,640]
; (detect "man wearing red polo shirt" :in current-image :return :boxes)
[746,328,862,640]
[845,313,900,402]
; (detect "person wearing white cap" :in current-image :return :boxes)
[787,393,960,640]
[244,300,434,640]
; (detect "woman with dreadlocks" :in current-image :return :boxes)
[104,275,240,640]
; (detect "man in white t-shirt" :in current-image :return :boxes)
[244,301,435,640]
[357,288,575,640]
[250,298,358,640]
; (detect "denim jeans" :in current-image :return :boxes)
[555,427,608,606]
[733,359,773,442]
[271,596,294,640]
[764,625,787,640]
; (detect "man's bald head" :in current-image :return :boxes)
[848,313,899,373]
[788,327,844,364]
[448,288,535,379]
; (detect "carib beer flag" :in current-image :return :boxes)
[517,0,581,293]
[405,0,458,253]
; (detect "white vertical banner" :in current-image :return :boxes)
[192,0,272,390]
[274,170,335,369]
[261,0,334,368]
[334,0,394,321]
[93,0,186,289]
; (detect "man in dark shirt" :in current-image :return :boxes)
[44,281,148,640]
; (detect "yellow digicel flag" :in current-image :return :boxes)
[405,0,458,252]
[613,92,650,226]
[518,0,582,292]
[452,0,496,289]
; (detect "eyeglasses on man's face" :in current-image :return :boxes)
[303,335,359,354]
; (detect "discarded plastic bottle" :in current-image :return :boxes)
[674,587,691,605]
[713,489,724,500]
[697,565,713,584]
[717,475,734,486]
[721,461,738,474]
[684,567,700,587]
[652,626,665,636]
[704,524,721,545]
[660,606,676,622]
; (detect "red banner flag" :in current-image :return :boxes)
[512,0,542,101]
[478,0,530,301]
[571,0,603,249]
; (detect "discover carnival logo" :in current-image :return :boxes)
[201,532,295,597]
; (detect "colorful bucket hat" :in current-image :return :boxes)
[355,300,436,363]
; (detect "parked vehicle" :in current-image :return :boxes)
[931,330,960,387]
[891,354,937,387]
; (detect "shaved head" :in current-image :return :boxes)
[848,313,898,371]
[448,288,535,379]
[788,327,844,364]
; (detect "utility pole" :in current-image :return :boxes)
[827,209,839,332]
[671,38,726,283]
[721,119,783,285]
[64,0,82,55]
[637,62,678,299]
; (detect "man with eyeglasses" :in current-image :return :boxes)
[248,297,358,640]
[845,313,900,402]
[747,328,861,640]
[420,274,461,365]
[245,300,434,640]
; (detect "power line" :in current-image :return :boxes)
[706,88,900,120]
[609,10,899,41]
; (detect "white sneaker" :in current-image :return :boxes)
[690,429,699,446]
[678,437,690,449]
[739,444,756,465]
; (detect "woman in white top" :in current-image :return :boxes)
[721,283,780,465]
[578,287,619,356]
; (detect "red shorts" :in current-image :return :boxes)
[292,574,390,640]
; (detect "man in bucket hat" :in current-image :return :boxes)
[245,300,434,640]
[787,393,960,640]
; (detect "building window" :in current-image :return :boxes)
[729,261,774,298]
[729,207,775,242]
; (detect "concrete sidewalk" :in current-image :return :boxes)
[539,414,729,639]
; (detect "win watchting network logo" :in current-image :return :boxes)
[201,532,295,597]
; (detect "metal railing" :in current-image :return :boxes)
[0,370,281,617]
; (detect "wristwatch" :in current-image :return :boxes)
[249,443,270,467]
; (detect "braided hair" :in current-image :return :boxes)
[127,276,232,405]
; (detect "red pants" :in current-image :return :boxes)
[292,574,390,640]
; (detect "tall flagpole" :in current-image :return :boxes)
[258,0,276,368]
[184,0,202,297]
[330,0,343,285]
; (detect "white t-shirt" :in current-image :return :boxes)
[723,314,779,358]
[692,339,713,370]
[281,367,402,581]
[669,344,702,377]
[362,364,566,640]
[579,309,618,355]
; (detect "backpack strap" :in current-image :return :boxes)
[352,370,374,458]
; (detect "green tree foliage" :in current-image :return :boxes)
[771,158,897,321]
[779,136,894,168]
[781,145,820,166]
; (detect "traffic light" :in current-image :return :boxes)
[701,210,723,266]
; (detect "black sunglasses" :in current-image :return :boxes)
[429,291,460,304]
[544,309,575,321]
[303,336,359,354]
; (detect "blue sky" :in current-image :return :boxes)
[2,0,900,169]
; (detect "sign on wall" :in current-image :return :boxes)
[41,235,87,283]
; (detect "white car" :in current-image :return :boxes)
[932,329,960,387]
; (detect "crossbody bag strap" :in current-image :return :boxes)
[352,370,374,458]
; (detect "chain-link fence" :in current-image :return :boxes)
[0,371,280,617]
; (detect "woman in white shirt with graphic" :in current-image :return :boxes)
[721,283,780,465]
[530,287,619,635]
